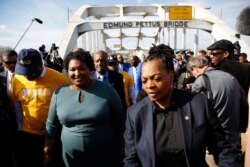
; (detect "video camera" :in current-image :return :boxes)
[39,44,46,52]
[233,41,241,60]
[50,43,59,53]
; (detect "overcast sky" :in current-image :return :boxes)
[0,0,249,54]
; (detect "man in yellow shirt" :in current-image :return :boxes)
[11,48,68,167]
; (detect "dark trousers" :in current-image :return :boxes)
[0,132,15,167]
[15,131,45,167]
[14,131,65,167]
[49,135,65,167]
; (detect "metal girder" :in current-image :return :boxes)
[59,4,250,59]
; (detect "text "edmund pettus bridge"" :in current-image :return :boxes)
[103,21,189,29]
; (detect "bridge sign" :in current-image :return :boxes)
[169,6,192,20]
[103,21,189,29]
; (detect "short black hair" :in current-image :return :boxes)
[64,50,95,71]
[239,52,247,58]
[2,49,18,57]
[145,44,175,72]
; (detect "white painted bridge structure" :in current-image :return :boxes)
[58,4,250,58]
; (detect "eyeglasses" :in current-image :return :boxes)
[4,61,17,65]
[210,52,224,56]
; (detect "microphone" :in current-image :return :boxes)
[236,6,250,35]
[33,18,43,24]
[14,18,43,49]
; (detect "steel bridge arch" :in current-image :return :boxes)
[59,4,250,58]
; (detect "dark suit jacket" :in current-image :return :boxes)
[219,60,250,95]
[0,72,17,135]
[0,70,8,87]
[108,70,126,110]
[124,89,242,167]
[219,60,250,132]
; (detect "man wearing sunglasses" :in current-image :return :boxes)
[0,49,17,94]
[108,55,136,108]
[207,39,250,133]
[0,50,20,127]
[0,49,18,167]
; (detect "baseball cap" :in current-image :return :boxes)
[207,39,235,51]
[15,48,43,75]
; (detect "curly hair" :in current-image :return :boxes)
[146,44,175,72]
[64,50,95,71]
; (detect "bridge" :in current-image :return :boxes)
[58,4,250,58]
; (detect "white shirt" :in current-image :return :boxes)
[7,70,14,94]
[132,66,138,84]
[95,71,109,83]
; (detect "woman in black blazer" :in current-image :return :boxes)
[124,44,242,167]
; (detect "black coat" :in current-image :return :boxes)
[0,70,8,87]
[219,60,250,132]
[108,70,127,111]
[219,60,250,95]
[0,75,17,134]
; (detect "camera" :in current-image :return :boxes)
[50,43,59,53]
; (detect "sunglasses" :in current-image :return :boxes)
[4,61,17,65]
[108,62,117,66]
[210,52,224,56]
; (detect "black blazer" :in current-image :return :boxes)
[124,89,242,167]
[219,60,250,95]
[0,70,8,87]
[219,60,250,132]
[108,70,126,110]
[0,74,17,135]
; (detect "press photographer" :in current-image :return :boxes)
[46,43,64,73]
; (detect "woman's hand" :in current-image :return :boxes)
[44,151,52,167]
[43,139,55,167]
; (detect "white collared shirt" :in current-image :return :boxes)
[132,66,138,84]
[95,71,109,83]
[40,66,46,78]
[7,70,14,93]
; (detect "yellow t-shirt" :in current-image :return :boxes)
[12,67,68,135]
[119,71,134,108]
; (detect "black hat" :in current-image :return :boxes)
[108,55,117,63]
[108,55,118,66]
[207,39,235,51]
[186,50,194,55]
[15,48,43,75]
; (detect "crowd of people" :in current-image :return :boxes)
[0,39,249,167]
